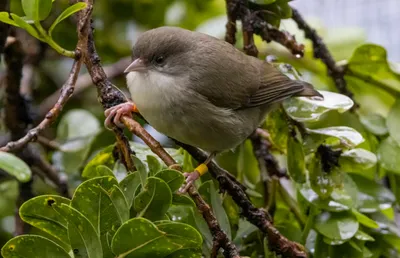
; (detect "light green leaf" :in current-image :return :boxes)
[119,172,141,208]
[359,113,388,136]
[351,209,379,229]
[314,211,359,240]
[283,90,353,122]
[387,98,400,145]
[307,126,364,147]
[354,230,375,241]
[49,2,87,34]
[1,235,70,258]
[134,177,172,221]
[132,155,148,186]
[82,145,116,179]
[339,148,377,172]
[237,139,260,185]
[54,203,102,258]
[377,137,400,174]
[95,165,115,177]
[155,169,184,193]
[22,0,53,21]
[198,181,231,239]
[19,195,71,251]
[147,155,163,176]
[286,133,306,183]
[0,152,31,182]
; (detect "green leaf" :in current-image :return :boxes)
[155,169,184,192]
[165,249,202,258]
[119,172,142,208]
[111,218,201,258]
[348,44,400,94]
[53,203,102,258]
[95,165,115,177]
[82,145,116,179]
[359,113,388,136]
[172,194,195,206]
[55,109,101,174]
[339,148,377,172]
[147,155,163,176]
[132,155,148,186]
[249,0,276,4]
[307,126,364,147]
[49,2,87,34]
[0,13,43,39]
[1,235,70,258]
[286,133,306,183]
[134,177,172,221]
[351,174,395,213]
[21,0,52,21]
[354,230,374,241]
[351,209,379,229]
[237,139,260,185]
[0,152,31,182]
[283,90,353,122]
[377,137,400,174]
[314,211,359,240]
[387,99,400,145]
[198,180,231,239]
[19,195,71,251]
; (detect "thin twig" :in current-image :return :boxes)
[291,8,356,106]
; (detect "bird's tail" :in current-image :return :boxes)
[294,82,324,100]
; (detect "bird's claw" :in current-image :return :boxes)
[179,171,200,193]
[104,102,136,130]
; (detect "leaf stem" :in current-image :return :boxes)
[34,21,75,58]
[301,206,317,244]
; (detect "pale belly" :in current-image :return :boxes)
[126,71,262,152]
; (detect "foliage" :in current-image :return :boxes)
[0,0,400,257]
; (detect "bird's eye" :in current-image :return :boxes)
[155,56,165,65]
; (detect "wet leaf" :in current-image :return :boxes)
[354,230,375,241]
[339,148,377,172]
[1,235,70,258]
[307,126,364,147]
[0,152,31,182]
[283,90,353,122]
[314,211,359,240]
[377,137,400,174]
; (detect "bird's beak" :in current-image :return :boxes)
[124,58,146,73]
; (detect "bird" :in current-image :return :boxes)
[104,26,322,192]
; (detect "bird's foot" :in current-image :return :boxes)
[104,102,138,129]
[179,163,209,193]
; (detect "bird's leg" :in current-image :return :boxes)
[179,152,217,193]
[104,101,139,129]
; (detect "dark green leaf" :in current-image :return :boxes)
[147,155,163,176]
[287,133,306,183]
[0,152,31,182]
[19,195,71,251]
[134,177,172,221]
[172,194,195,206]
[132,155,148,186]
[1,235,70,258]
[314,211,359,240]
[22,0,53,21]
[95,165,115,177]
[237,140,260,185]
[49,2,87,34]
[377,137,400,174]
[119,172,141,208]
[387,98,400,145]
[156,221,202,249]
[155,169,184,192]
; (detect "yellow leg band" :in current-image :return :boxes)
[195,163,209,176]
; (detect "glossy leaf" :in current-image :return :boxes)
[0,152,31,182]
[172,194,195,206]
[82,145,115,179]
[354,230,374,241]
[359,113,388,136]
[54,203,102,258]
[134,177,172,221]
[387,98,400,145]
[283,90,353,122]
[119,172,142,208]
[314,211,359,240]
[155,169,184,193]
[147,155,163,176]
[339,148,377,172]
[22,0,53,21]
[351,174,395,213]
[132,155,148,186]
[1,235,70,258]
[198,181,231,239]
[307,126,364,147]
[19,195,71,251]
[49,2,87,34]
[286,133,306,183]
[352,209,379,229]
[377,137,400,174]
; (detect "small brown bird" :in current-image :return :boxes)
[105,26,322,192]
